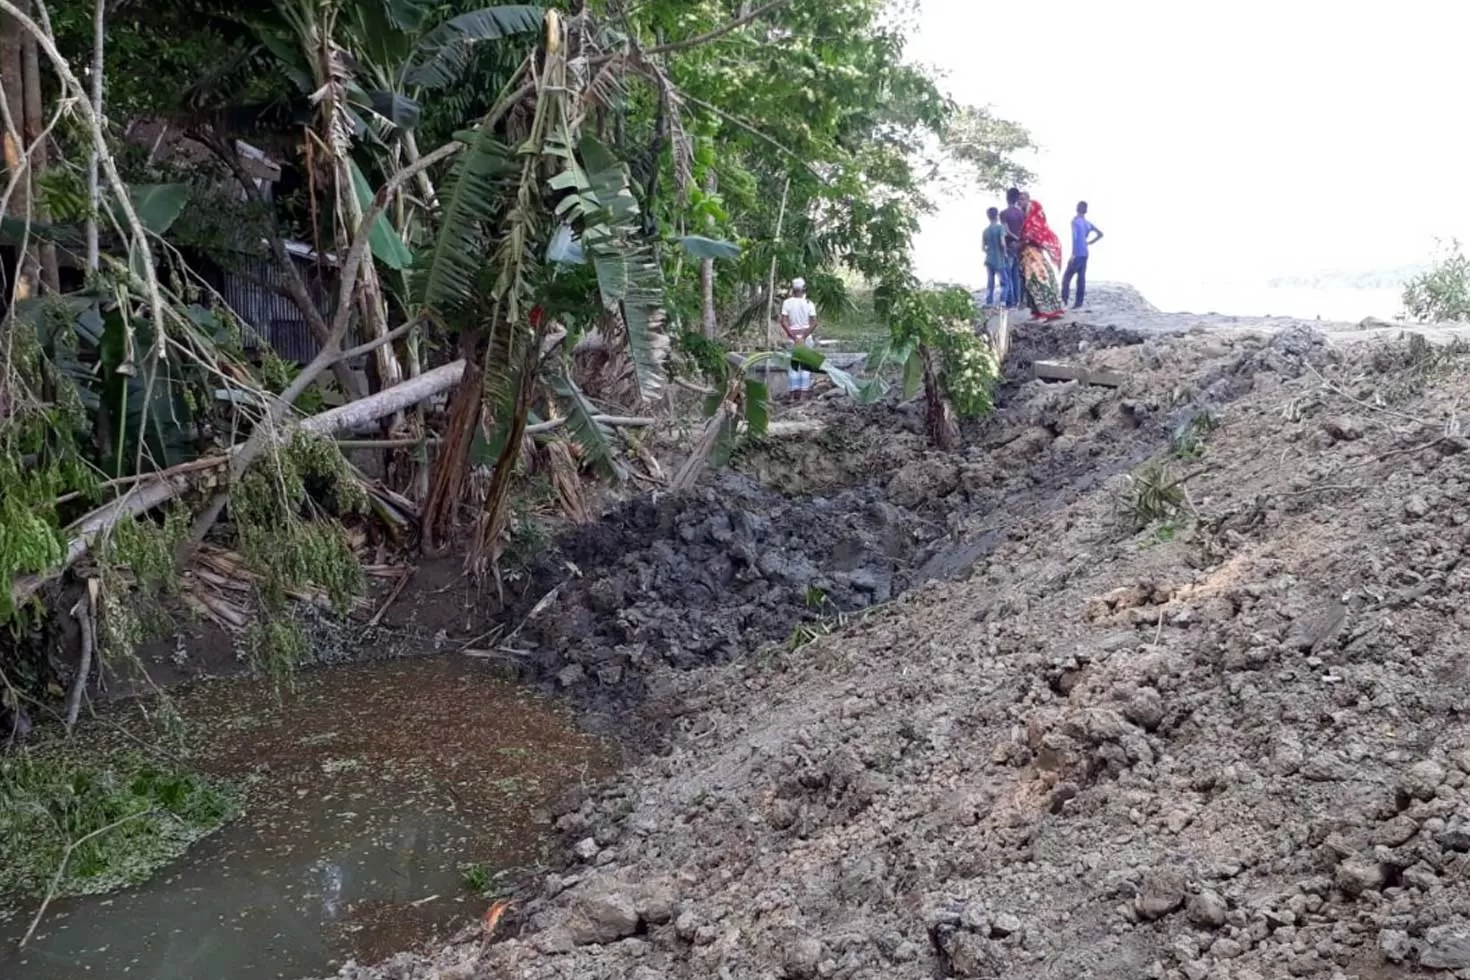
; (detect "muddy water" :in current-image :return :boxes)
[0,655,617,980]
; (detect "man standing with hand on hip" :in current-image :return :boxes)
[781,277,818,401]
[999,187,1026,310]
[1062,201,1103,310]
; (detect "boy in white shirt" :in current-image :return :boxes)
[780,277,818,400]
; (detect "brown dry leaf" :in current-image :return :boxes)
[483,898,513,935]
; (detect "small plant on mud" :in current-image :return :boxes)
[1144,518,1188,546]
[460,863,492,895]
[870,285,1001,419]
[1117,459,1190,531]
[782,586,859,653]
[1170,407,1219,460]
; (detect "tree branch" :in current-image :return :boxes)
[8,360,474,610]
[84,0,103,271]
[19,809,156,948]
[0,0,166,369]
[674,89,829,183]
[643,0,791,57]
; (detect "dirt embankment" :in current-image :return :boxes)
[327,307,1470,980]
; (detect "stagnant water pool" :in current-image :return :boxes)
[0,655,616,979]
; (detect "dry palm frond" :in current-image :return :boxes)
[183,545,401,631]
[543,437,590,523]
[1116,460,1195,531]
[583,58,630,115]
[665,89,694,203]
[306,40,356,161]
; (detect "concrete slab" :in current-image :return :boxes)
[1034,360,1126,388]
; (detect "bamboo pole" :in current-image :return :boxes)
[84,0,103,271]
[764,174,790,348]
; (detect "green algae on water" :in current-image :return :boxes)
[0,748,241,901]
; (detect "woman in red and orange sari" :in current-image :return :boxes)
[1017,193,1066,321]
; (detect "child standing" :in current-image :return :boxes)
[982,207,1010,307]
[1062,201,1103,309]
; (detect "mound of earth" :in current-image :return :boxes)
[1079,280,1159,316]
[504,322,1192,734]
[513,471,931,712]
[327,317,1470,980]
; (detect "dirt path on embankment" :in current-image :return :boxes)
[326,295,1470,980]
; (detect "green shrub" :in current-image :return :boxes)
[1404,240,1470,323]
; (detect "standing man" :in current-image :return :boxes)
[1062,201,1103,310]
[999,188,1026,310]
[781,277,818,400]
[982,207,1010,306]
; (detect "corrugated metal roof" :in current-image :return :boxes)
[207,253,363,365]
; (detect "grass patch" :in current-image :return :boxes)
[460,862,513,899]
[460,862,492,894]
[821,284,889,353]
[0,749,240,903]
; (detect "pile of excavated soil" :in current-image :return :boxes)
[327,317,1470,980]
[500,325,1175,739]
[512,471,929,710]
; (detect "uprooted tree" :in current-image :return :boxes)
[0,0,1032,726]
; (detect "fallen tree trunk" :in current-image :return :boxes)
[12,475,191,603]
[8,360,469,609]
[301,360,464,437]
[765,419,824,438]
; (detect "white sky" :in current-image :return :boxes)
[907,0,1470,310]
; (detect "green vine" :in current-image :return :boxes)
[94,509,191,669]
[231,432,366,688]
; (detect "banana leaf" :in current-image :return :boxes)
[349,158,413,270]
[405,5,544,89]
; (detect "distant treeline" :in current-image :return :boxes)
[1266,266,1426,290]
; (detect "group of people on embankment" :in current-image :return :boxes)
[982,188,1102,320]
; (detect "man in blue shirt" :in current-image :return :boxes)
[982,207,1010,306]
[1062,201,1103,309]
[999,187,1026,309]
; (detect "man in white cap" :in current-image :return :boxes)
[780,277,819,400]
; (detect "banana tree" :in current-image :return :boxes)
[334,2,541,218]
[405,7,753,567]
[241,1,542,403]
